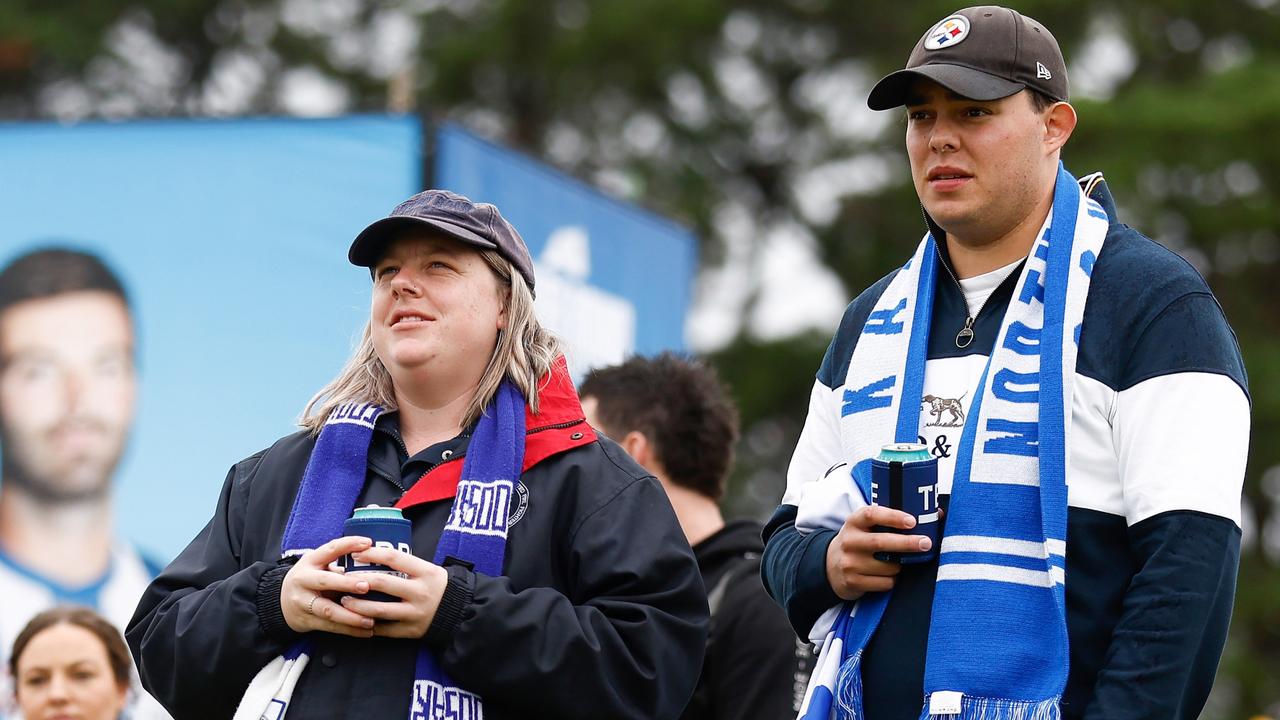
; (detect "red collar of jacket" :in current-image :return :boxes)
[395,356,596,510]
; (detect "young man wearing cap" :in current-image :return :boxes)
[762,6,1248,719]
[128,190,708,720]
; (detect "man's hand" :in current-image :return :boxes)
[281,536,377,637]
[826,505,933,600]
[339,545,449,639]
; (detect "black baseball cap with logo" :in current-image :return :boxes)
[867,5,1068,110]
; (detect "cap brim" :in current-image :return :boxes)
[348,215,498,267]
[867,64,1025,110]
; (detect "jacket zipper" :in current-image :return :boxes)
[414,455,460,484]
[369,427,411,492]
[368,463,406,493]
[938,255,990,349]
[416,419,583,476]
[920,205,987,350]
[527,418,585,434]
[388,419,585,494]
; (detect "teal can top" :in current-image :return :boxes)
[877,442,933,464]
[350,505,405,520]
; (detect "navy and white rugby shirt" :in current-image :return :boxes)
[761,179,1249,720]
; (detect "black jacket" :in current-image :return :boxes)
[681,520,811,720]
[127,363,709,719]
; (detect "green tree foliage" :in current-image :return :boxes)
[1,0,1276,714]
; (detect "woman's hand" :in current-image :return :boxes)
[339,546,449,639]
[281,536,377,637]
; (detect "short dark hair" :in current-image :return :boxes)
[1027,87,1057,114]
[580,352,739,501]
[10,606,132,692]
[0,247,130,317]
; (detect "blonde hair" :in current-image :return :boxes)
[300,250,560,433]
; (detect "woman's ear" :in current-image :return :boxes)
[497,288,510,330]
[114,682,131,717]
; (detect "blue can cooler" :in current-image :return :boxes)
[342,505,413,602]
[871,443,940,565]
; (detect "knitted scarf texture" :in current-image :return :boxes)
[795,165,1108,720]
[234,380,525,720]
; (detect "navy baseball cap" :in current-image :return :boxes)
[867,6,1068,111]
[349,189,536,293]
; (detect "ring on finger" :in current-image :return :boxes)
[306,595,319,615]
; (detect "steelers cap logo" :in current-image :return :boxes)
[924,15,970,51]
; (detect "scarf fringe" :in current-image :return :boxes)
[834,650,865,720]
[918,696,1060,720]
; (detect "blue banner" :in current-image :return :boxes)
[0,115,422,561]
[433,123,696,378]
[0,116,696,565]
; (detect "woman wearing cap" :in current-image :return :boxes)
[126,190,708,720]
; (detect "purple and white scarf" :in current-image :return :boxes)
[234,380,525,720]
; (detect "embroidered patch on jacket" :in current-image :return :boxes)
[508,481,530,528]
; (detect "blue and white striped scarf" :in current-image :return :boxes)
[234,380,525,720]
[795,165,1108,720]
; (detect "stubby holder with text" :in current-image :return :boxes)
[342,504,413,601]
[870,443,940,564]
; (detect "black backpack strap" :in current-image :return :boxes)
[687,551,763,717]
[706,551,762,626]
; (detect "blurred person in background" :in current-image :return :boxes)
[9,606,130,720]
[0,248,167,720]
[127,190,707,720]
[762,5,1248,719]
[580,352,813,720]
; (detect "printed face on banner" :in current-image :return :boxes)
[0,291,136,502]
[370,234,507,390]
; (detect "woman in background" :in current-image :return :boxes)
[10,606,130,720]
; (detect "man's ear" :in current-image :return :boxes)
[620,430,655,469]
[1044,101,1077,155]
